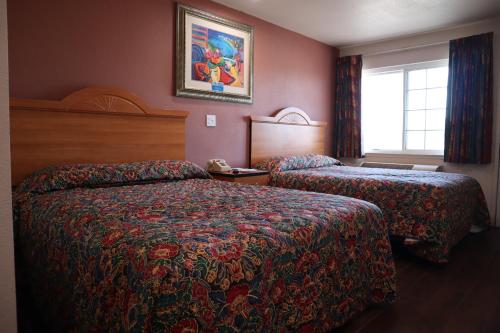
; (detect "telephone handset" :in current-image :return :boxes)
[207,159,232,172]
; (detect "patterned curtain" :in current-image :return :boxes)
[444,32,494,164]
[333,55,362,158]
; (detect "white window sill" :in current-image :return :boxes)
[362,151,444,165]
[364,151,444,158]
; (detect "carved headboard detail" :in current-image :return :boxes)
[251,107,323,126]
[250,107,327,166]
[12,86,187,118]
[10,86,189,185]
[62,87,152,115]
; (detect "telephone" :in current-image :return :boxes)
[207,159,232,172]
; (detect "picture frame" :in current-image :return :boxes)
[176,4,254,104]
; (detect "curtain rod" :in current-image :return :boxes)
[349,40,449,57]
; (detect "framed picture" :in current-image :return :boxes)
[176,5,254,104]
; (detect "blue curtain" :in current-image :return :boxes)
[444,32,494,164]
[334,55,362,158]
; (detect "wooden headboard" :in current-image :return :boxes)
[250,107,327,166]
[10,86,189,185]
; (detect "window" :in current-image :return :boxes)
[362,60,448,155]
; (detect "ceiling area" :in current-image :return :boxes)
[212,0,500,47]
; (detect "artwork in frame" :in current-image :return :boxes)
[176,5,254,104]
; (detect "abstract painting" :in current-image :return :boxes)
[176,5,254,104]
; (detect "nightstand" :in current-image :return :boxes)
[209,170,269,186]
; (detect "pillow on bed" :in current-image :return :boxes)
[16,160,211,195]
[254,154,344,172]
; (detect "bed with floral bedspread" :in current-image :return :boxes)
[14,160,396,332]
[254,155,490,264]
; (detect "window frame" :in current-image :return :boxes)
[362,59,448,156]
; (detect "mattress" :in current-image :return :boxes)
[14,160,397,332]
[267,162,490,263]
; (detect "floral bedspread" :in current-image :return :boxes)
[268,165,490,263]
[14,161,396,332]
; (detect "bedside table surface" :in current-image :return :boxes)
[209,170,269,178]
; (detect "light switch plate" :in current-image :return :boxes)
[206,114,216,127]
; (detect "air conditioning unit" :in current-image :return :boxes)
[360,162,443,172]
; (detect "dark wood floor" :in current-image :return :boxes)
[338,228,500,333]
[19,229,500,333]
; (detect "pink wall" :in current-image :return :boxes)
[8,0,337,167]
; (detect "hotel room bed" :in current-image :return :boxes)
[254,155,490,263]
[14,160,397,332]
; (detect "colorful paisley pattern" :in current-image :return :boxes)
[16,160,212,195]
[254,154,344,173]
[14,161,397,332]
[256,157,490,263]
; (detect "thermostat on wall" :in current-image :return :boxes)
[206,115,216,127]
